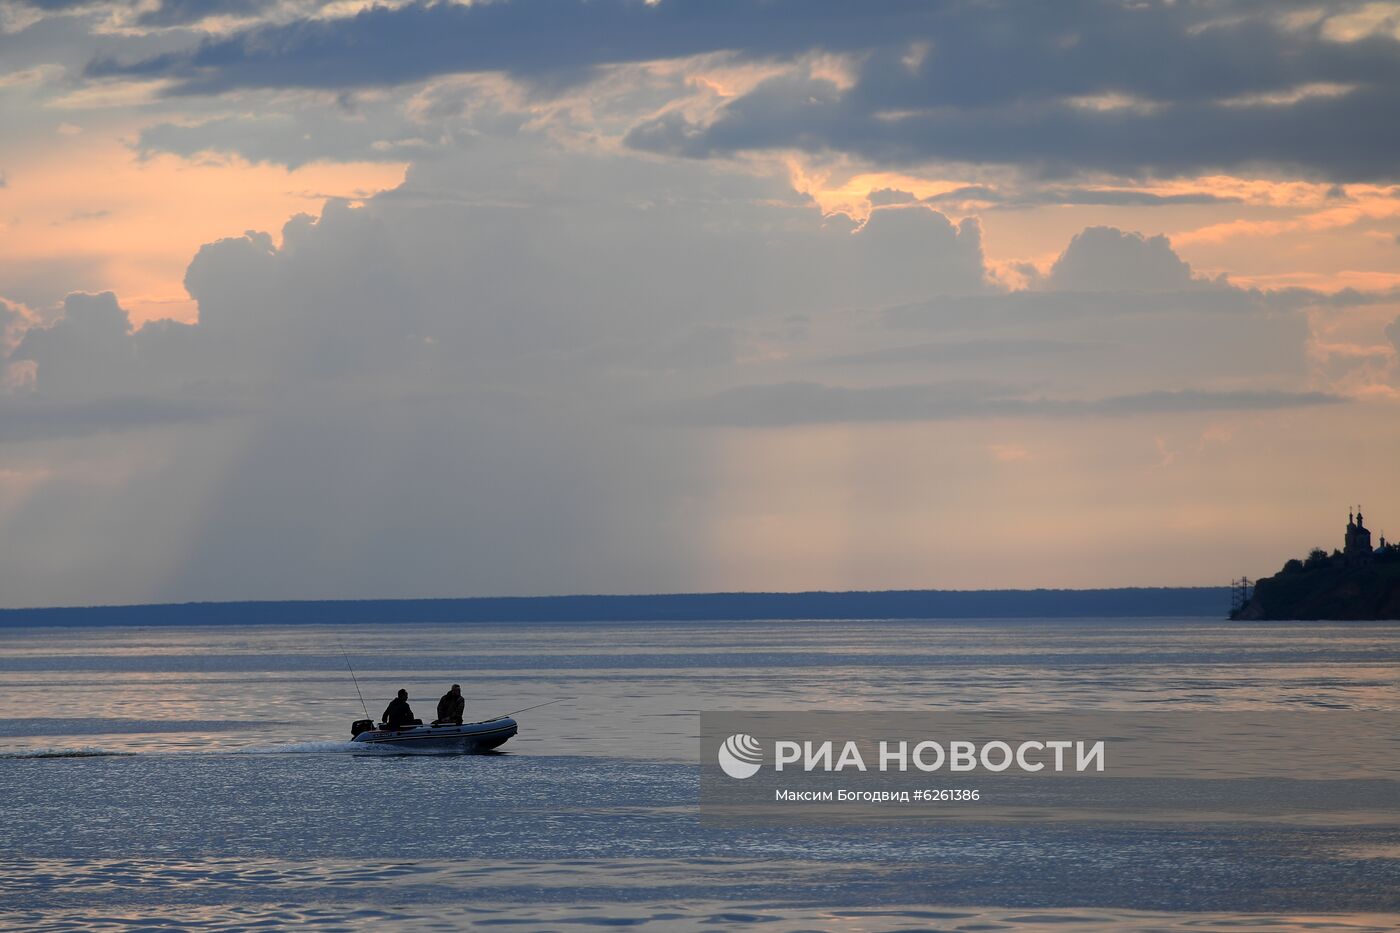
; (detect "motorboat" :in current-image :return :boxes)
[349,716,517,752]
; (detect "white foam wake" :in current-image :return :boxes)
[0,746,132,759]
[238,740,361,755]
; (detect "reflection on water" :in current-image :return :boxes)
[2,618,1398,930]
[0,718,270,738]
[2,618,1398,760]
[7,856,1400,932]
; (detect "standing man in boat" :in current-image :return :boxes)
[381,688,418,727]
[434,684,465,725]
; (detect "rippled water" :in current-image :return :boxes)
[2,618,1398,931]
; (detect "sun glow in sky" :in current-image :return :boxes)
[2,0,1399,605]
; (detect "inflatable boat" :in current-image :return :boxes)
[349,717,517,752]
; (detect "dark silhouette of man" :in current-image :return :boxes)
[381,689,417,727]
[435,684,465,725]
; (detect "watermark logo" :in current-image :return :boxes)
[702,711,1400,826]
[717,733,763,779]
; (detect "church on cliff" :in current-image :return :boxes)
[1232,506,1400,620]
[1344,507,1387,566]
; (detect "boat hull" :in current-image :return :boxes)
[350,717,517,752]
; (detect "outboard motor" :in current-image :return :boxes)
[350,718,374,737]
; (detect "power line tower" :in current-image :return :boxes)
[1230,576,1253,616]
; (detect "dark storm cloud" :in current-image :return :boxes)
[88,0,929,91]
[135,0,275,28]
[627,74,1400,181]
[15,0,103,9]
[87,0,1400,180]
[666,382,1345,428]
[15,0,273,20]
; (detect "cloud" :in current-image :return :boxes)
[136,111,430,169]
[847,205,987,296]
[0,394,242,442]
[14,0,107,10]
[52,208,111,224]
[0,292,241,439]
[7,1,1400,604]
[4,202,1329,443]
[82,1,1400,181]
[663,381,1344,427]
[825,337,1102,367]
[8,291,208,399]
[628,73,1400,182]
[12,291,134,394]
[0,127,1379,602]
[13,0,272,22]
[1,156,993,438]
[1,295,32,355]
[620,2,1399,182]
[135,0,274,27]
[63,1,1400,186]
[921,186,1238,208]
[89,0,918,92]
[1046,226,1204,292]
[852,225,1326,396]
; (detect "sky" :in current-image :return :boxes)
[2,0,1400,606]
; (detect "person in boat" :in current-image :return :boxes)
[434,684,465,725]
[381,689,419,728]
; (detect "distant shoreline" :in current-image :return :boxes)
[0,588,1230,627]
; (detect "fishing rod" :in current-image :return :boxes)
[483,697,573,721]
[338,639,371,721]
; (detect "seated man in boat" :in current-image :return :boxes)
[381,689,420,728]
[434,684,465,725]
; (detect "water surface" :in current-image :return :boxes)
[3,618,1397,930]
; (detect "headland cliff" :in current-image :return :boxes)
[1234,508,1400,620]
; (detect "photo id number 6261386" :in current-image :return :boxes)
[913,788,981,802]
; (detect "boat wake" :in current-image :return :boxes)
[0,718,269,738]
[236,740,483,756]
[0,746,133,759]
[239,740,362,755]
[1,740,508,759]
